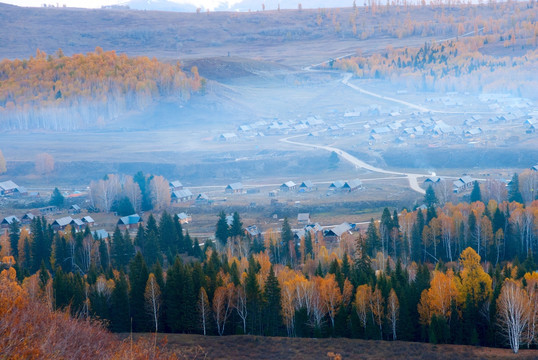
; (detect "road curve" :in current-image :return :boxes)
[280,134,427,194]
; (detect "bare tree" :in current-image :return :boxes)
[198,287,210,336]
[150,175,170,211]
[519,170,538,204]
[387,289,399,340]
[89,174,121,212]
[122,175,142,212]
[482,179,508,204]
[234,284,248,334]
[497,279,530,354]
[144,273,162,333]
[35,152,54,175]
[213,283,234,336]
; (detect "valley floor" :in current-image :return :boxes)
[129,333,538,360]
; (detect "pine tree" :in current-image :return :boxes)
[470,181,482,203]
[245,256,262,334]
[50,187,65,208]
[215,211,229,247]
[229,212,243,238]
[508,173,523,203]
[424,184,438,207]
[366,218,380,257]
[263,265,282,336]
[129,252,149,332]
[110,272,130,332]
[304,231,313,260]
[8,219,20,259]
[280,218,293,264]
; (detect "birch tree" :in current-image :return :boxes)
[144,273,162,333]
[497,279,530,354]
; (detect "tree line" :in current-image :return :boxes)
[0,48,202,130]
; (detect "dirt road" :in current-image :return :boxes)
[280,134,427,194]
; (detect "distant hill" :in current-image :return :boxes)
[121,0,197,12]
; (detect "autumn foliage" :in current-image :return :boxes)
[0,48,201,130]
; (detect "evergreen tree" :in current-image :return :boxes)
[508,173,523,203]
[245,256,262,334]
[263,265,282,336]
[280,218,293,264]
[215,211,229,247]
[411,211,425,263]
[144,217,161,267]
[470,181,482,203]
[129,252,149,332]
[110,272,130,332]
[229,212,243,238]
[113,196,135,216]
[31,217,52,272]
[50,187,65,208]
[304,231,313,260]
[8,219,20,259]
[98,238,109,270]
[157,212,173,255]
[424,184,438,207]
[134,171,153,211]
[173,214,185,255]
[365,218,380,257]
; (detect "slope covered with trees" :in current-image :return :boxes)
[0,48,202,131]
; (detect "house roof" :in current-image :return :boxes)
[531,165,538,171]
[1,216,19,225]
[460,175,473,184]
[246,225,259,236]
[94,229,109,240]
[329,180,345,189]
[0,180,19,191]
[82,216,95,223]
[325,222,352,237]
[172,189,193,198]
[70,204,81,211]
[196,193,209,200]
[424,176,441,183]
[453,180,465,188]
[118,214,141,225]
[71,218,84,226]
[226,182,244,190]
[53,216,73,227]
[281,181,296,188]
[169,180,183,188]
[297,213,310,222]
[177,212,190,220]
[22,213,35,220]
[220,132,237,139]
[300,180,314,188]
[305,223,323,233]
[344,179,362,189]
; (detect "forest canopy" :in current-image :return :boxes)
[0,48,202,130]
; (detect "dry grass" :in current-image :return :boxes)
[132,333,538,360]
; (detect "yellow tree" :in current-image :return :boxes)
[370,287,384,338]
[458,247,492,306]
[418,269,459,325]
[321,274,342,329]
[355,284,372,331]
[524,273,538,345]
[144,273,162,333]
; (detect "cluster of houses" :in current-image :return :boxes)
[223,179,362,198]
[217,115,329,141]
[424,175,475,193]
[169,180,194,203]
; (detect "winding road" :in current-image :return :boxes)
[280,133,427,194]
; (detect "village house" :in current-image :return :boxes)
[323,222,353,246]
[169,180,183,191]
[82,216,95,227]
[1,216,20,229]
[70,218,85,231]
[218,133,238,142]
[225,182,244,194]
[93,229,109,240]
[117,214,143,230]
[21,213,35,225]
[297,213,310,224]
[280,181,297,192]
[177,212,191,224]
[52,216,73,231]
[171,189,193,203]
[70,204,81,214]
[195,193,210,205]
[329,180,346,191]
[424,176,442,184]
[343,179,363,192]
[532,164,538,172]
[299,180,315,192]
[245,225,260,239]
[453,175,474,193]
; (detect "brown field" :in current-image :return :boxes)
[129,333,538,360]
